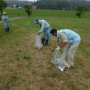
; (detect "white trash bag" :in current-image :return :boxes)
[34,35,43,50]
[51,49,67,72]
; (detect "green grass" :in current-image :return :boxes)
[3,8,27,18]
[3,8,90,18]
[0,9,90,90]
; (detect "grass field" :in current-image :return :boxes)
[3,8,90,18]
[0,9,90,90]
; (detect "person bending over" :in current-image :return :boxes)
[50,29,81,68]
[34,19,52,46]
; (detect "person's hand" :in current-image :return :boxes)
[55,46,60,50]
[37,32,41,35]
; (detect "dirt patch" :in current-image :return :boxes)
[0,30,90,90]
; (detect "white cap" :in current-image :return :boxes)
[3,12,6,14]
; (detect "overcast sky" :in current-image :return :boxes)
[7,0,90,1]
[20,0,90,1]
[19,0,37,1]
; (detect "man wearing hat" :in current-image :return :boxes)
[2,12,10,32]
[34,19,52,46]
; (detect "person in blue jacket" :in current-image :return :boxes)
[34,19,52,46]
[2,12,9,32]
[50,29,81,68]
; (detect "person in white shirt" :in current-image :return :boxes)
[34,19,52,46]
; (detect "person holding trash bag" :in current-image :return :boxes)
[50,29,81,68]
[2,12,10,32]
[34,19,52,46]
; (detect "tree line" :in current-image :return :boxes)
[2,0,90,10]
[5,0,34,7]
[33,0,90,10]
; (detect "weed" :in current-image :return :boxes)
[42,70,59,78]
[22,79,26,82]
[42,71,52,77]
[26,62,31,68]
[69,81,82,90]
[83,84,88,88]
[18,50,21,52]
[32,71,36,75]
[23,56,30,59]
[5,81,10,88]
[3,64,7,67]
[71,66,77,70]
[17,57,19,61]
[11,75,17,81]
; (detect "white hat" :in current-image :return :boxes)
[3,12,6,14]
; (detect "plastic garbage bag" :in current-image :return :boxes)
[34,35,43,50]
[51,49,67,72]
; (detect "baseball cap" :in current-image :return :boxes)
[34,19,39,24]
[3,12,6,15]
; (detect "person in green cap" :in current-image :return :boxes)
[34,19,52,46]
[2,12,10,32]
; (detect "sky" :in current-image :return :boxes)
[6,0,90,1]
[20,0,90,1]
[19,0,37,1]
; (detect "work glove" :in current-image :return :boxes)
[37,32,41,35]
[55,45,60,50]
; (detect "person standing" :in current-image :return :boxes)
[50,29,81,68]
[2,12,9,32]
[34,19,52,46]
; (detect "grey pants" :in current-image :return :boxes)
[62,40,80,66]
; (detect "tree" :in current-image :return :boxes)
[24,5,32,17]
[75,5,88,18]
[16,5,19,8]
[0,0,7,20]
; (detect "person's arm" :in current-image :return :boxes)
[3,16,9,21]
[39,21,44,33]
[59,41,68,48]
[7,16,9,20]
[59,32,68,48]
[2,16,6,21]
[7,16,9,21]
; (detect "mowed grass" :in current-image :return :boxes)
[3,8,90,18]
[0,9,90,90]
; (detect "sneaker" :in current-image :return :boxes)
[67,64,71,69]
[65,63,69,67]
[65,63,71,69]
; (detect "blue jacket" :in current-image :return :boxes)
[57,29,81,44]
[2,15,9,29]
[2,15,9,24]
